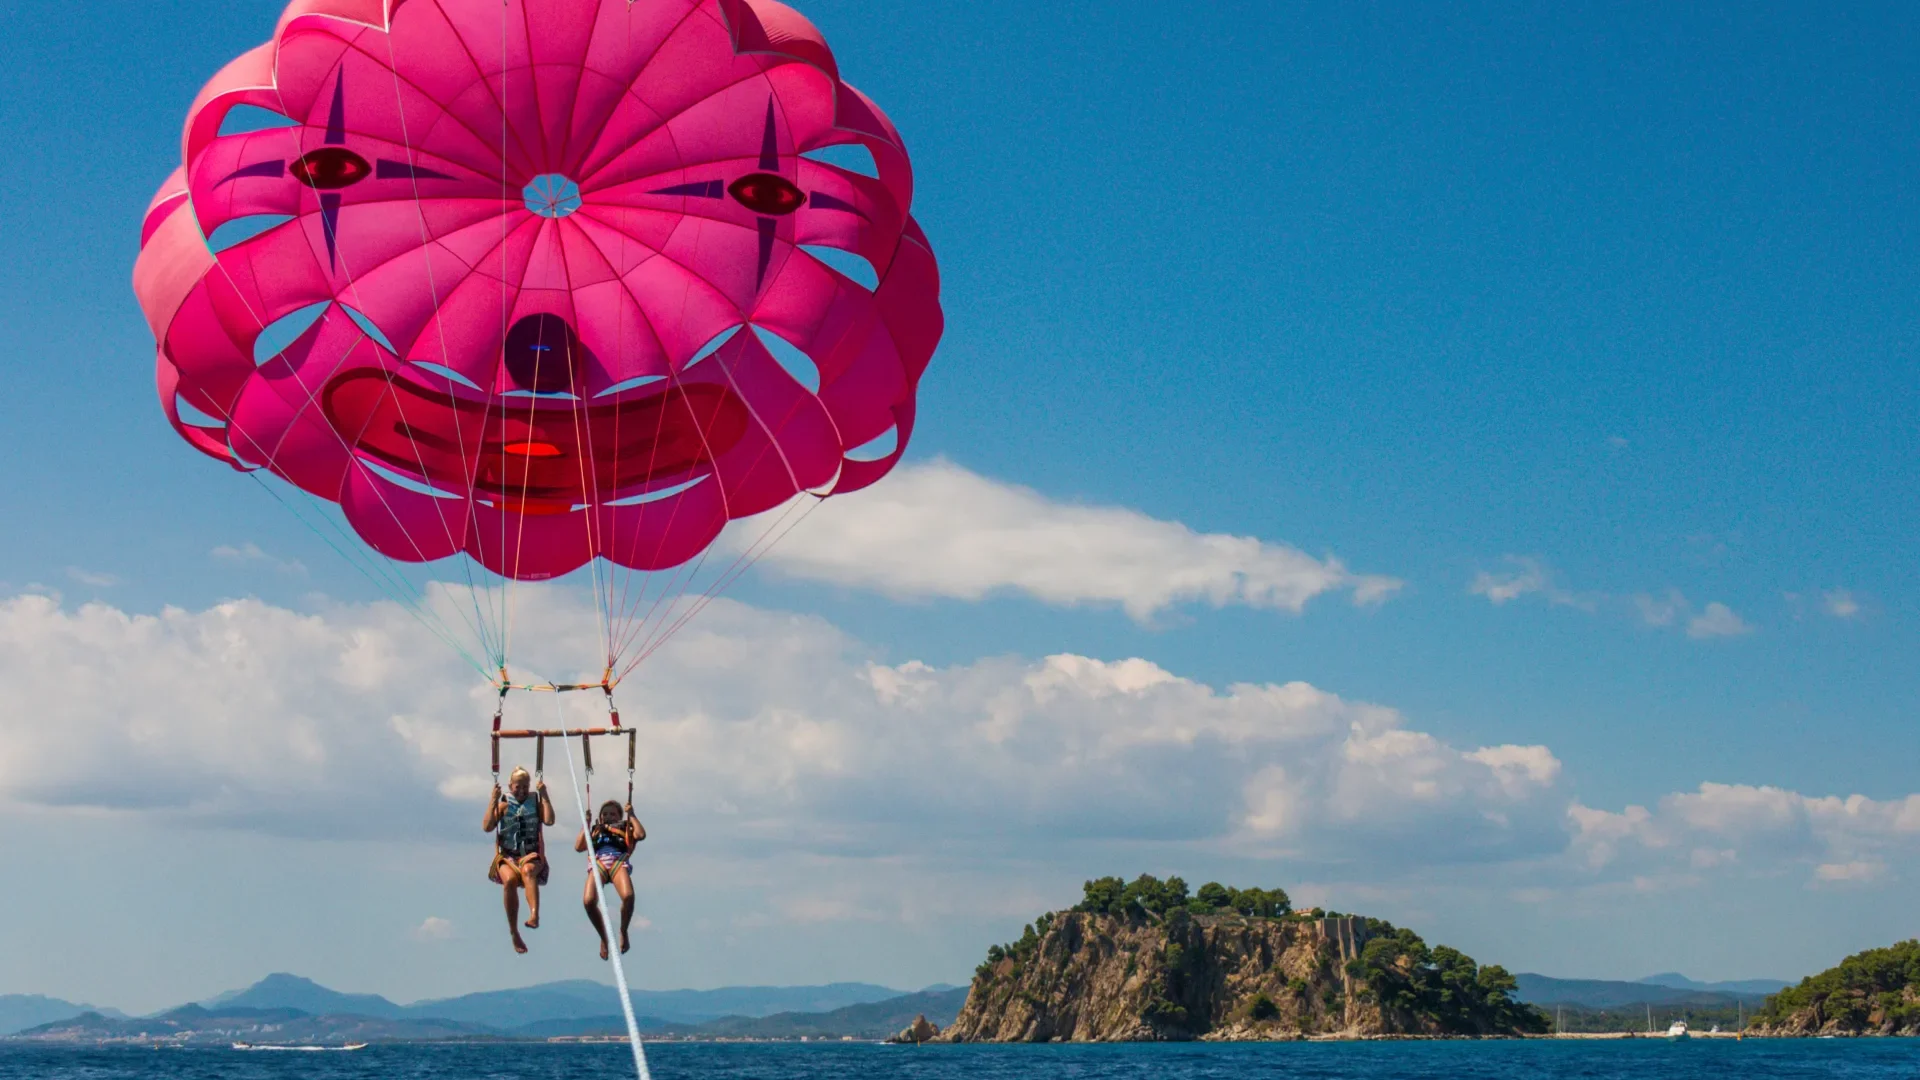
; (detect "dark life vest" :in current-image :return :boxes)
[592,824,631,860]
[496,794,543,857]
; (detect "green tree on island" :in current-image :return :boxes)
[1753,939,1920,1034]
[1346,922,1547,1035]
[1074,875,1291,919]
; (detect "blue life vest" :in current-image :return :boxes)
[496,794,542,857]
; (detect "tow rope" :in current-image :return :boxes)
[556,694,652,1080]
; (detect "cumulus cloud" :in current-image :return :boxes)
[0,590,1545,871]
[7,588,1908,928]
[1687,602,1754,640]
[735,460,1402,622]
[410,916,455,941]
[1570,783,1920,887]
[0,593,477,832]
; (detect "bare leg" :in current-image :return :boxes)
[499,863,529,954]
[613,866,636,954]
[522,857,542,929]
[583,872,610,960]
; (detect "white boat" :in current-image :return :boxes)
[232,1042,368,1052]
[1665,1021,1690,1041]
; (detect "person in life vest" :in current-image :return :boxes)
[483,767,555,954]
[576,800,646,959]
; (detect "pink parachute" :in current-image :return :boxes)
[134,0,941,583]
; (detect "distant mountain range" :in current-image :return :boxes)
[5,974,966,1044]
[15,1005,486,1045]
[1636,971,1793,997]
[1514,972,1790,1009]
[0,996,128,1037]
[12,969,1790,1043]
[199,973,922,1027]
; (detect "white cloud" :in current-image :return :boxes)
[738,460,1401,622]
[1687,602,1753,640]
[1822,590,1861,620]
[0,593,472,831]
[1480,570,1755,642]
[1570,783,1920,887]
[212,543,307,576]
[0,590,1545,871]
[1631,590,1753,640]
[1814,861,1885,885]
[410,916,455,941]
[1469,556,1590,609]
[65,568,118,588]
[5,586,1909,939]
[1470,558,1549,605]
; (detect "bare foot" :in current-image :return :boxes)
[512,934,529,955]
[524,914,540,930]
[599,939,610,961]
[620,933,631,955]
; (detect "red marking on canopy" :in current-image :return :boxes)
[729,173,806,216]
[291,147,370,189]
[322,370,750,504]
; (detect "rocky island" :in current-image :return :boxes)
[943,876,1547,1042]
[1750,940,1920,1036]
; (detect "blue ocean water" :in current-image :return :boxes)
[4,1041,1918,1080]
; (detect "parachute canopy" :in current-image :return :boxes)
[135,0,942,583]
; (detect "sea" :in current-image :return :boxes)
[3,1040,1918,1080]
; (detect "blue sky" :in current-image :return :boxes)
[2,0,1918,1012]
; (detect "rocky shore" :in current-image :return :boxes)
[1747,940,1920,1037]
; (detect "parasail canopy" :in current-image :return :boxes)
[134,0,942,601]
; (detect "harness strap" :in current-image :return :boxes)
[489,681,508,785]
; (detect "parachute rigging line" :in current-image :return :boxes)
[189,59,509,673]
[189,225,498,676]
[556,694,652,1080]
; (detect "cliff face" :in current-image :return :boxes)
[944,910,1399,1042]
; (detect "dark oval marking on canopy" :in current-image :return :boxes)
[728,173,806,216]
[503,313,583,394]
[291,147,372,190]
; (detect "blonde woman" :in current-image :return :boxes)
[483,767,554,953]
